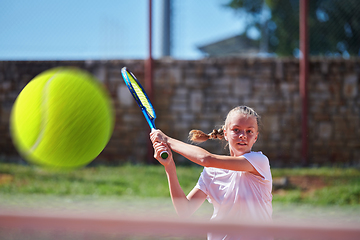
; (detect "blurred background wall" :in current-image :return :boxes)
[0,58,359,167]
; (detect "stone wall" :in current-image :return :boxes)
[0,58,359,167]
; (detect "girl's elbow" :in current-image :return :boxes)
[199,155,213,167]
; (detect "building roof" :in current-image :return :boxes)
[197,34,260,57]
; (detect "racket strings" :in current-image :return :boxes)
[129,78,155,119]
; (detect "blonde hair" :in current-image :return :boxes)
[189,106,260,143]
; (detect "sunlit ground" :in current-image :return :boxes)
[1,194,360,222]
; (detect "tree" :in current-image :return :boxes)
[224,0,360,57]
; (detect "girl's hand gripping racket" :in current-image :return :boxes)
[121,67,168,159]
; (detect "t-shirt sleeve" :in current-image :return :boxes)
[195,168,212,203]
[243,152,272,181]
[195,168,208,195]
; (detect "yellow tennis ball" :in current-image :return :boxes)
[10,67,114,170]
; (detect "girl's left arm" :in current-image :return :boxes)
[152,141,207,217]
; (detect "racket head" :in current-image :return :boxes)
[121,67,156,128]
[121,67,168,160]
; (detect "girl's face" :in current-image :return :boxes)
[224,113,258,156]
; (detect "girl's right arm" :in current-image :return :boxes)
[153,142,207,217]
[150,130,260,175]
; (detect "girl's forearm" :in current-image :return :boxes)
[150,130,211,166]
[165,162,186,199]
[164,162,194,217]
[167,137,211,166]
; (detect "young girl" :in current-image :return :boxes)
[150,106,272,239]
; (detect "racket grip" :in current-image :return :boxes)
[160,151,169,159]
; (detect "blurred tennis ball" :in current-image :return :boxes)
[10,67,114,170]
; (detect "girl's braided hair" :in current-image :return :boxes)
[189,106,260,143]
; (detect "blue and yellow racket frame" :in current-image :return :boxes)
[121,67,168,159]
[121,67,157,129]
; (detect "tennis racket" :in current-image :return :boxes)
[121,67,168,159]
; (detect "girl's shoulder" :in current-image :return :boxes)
[244,151,269,162]
[243,151,272,181]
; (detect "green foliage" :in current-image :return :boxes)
[271,167,360,205]
[0,163,202,198]
[308,185,360,205]
[224,0,360,56]
[272,189,303,203]
[271,167,360,178]
[0,164,359,206]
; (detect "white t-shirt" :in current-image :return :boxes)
[195,151,273,239]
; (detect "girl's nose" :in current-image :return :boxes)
[239,130,246,139]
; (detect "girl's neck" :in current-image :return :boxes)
[230,149,251,157]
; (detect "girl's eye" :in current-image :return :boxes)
[247,130,253,134]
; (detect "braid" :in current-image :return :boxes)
[189,127,225,143]
[209,128,225,140]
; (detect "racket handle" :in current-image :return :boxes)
[151,129,168,159]
[160,151,169,159]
